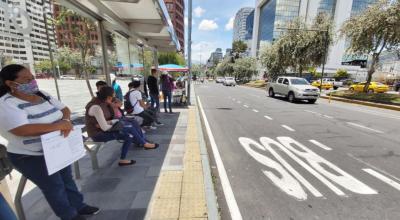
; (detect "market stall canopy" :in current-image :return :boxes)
[58,0,181,52]
[159,64,189,72]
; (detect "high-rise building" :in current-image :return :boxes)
[0,0,56,70]
[233,7,254,42]
[251,0,378,71]
[206,48,223,67]
[164,0,185,53]
[53,5,99,50]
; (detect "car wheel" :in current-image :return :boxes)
[333,86,338,90]
[288,92,295,103]
[308,99,317,104]
[368,89,374,94]
[268,89,275,97]
[349,87,354,91]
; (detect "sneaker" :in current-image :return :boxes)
[149,126,157,130]
[78,205,100,216]
[155,122,164,126]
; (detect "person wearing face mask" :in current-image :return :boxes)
[85,86,158,167]
[0,64,99,220]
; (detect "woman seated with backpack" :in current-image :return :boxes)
[125,81,162,130]
[85,86,158,166]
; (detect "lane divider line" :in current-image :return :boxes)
[309,140,332,151]
[197,96,243,220]
[252,109,259,113]
[264,115,273,120]
[346,122,384,134]
[281,125,295,132]
[323,115,334,119]
[243,105,249,108]
[363,168,400,191]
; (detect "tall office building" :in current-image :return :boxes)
[0,0,56,70]
[233,7,254,42]
[206,48,223,67]
[164,0,185,53]
[251,0,378,71]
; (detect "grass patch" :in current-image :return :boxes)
[245,80,267,88]
[330,90,400,106]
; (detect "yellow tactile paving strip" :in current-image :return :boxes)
[148,107,208,219]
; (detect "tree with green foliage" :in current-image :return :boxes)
[53,8,97,97]
[34,60,52,73]
[233,57,258,81]
[232,40,248,58]
[259,43,287,80]
[341,0,400,92]
[334,69,349,79]
[158,52,185,66]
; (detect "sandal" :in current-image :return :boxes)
[118,160,136,166]
[144,143,159,150]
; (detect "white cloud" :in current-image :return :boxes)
[191,41,217,64]
[194,6,206,18]
[225,16,235,31]
[198,19,218,31]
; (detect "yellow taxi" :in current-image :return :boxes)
[349,82,389,93]
[311,80,333,90]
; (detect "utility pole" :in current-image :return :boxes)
[187,0,192,105]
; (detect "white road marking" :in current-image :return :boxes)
[323,115,334,119]
[281,125,295,132]
[304,110,320,115]
[309,140,332,151]
[237,101,241,104]
[264,115,273,120]
[304,110,334,119]
[347,153,400,183]
[277,137,377,195]
[346,122,384,134]
[363,168,400,191]
[243,105,249,108]
[197,97,243,220]
[239,138,308,200]
[259,137,323,198]
[252,109,259,113]
[232,98,236,101]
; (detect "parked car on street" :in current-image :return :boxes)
[60,75,76,80]
[216,77,224,83]
[311,80,333,90]
[223,77,236,86]
[349,82,389,93]
[322,78,344,90]
[266,77,320,103]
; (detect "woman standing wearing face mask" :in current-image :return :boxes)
[0,64,99,220]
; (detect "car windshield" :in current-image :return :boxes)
[226,77,234,80]
[290,79,309,85]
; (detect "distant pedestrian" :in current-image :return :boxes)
[160,71,174,113]
[147,68,160,111]
[111,74,123,101]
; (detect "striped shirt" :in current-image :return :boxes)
[0,91,65,156]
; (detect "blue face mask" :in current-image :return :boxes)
[16,79,39,94]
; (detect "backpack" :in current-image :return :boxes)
[0,144,13,180]
[124,90,138,114]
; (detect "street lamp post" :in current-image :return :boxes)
[187,0,192,105]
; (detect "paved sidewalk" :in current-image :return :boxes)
[146,106,208,219]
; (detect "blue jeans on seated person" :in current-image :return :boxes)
[7,153,85,220]
[0,194,17,220]
[91,124,146,160]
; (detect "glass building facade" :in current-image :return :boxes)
[317,0,337,16]
[351,0,377,16]
[245,10,254,40]
[257,0,301,48]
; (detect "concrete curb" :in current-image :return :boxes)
[320,95,400,111]
[194,93,220,220]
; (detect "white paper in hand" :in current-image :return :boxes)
[41,125,86,175]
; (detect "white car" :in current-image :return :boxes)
[216,77,224,83]
[60,75,76,80]
[223,77,236,86]
[266,77,320,103]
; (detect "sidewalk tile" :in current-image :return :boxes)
[156,182,182,199]
[159,171,183,183]
[131,191,153,209]
[150,198,180,219]
[179,198,207,218]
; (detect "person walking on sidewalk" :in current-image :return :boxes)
[147,68,160,111]
[0,64,99,220]
[160,71,174,113]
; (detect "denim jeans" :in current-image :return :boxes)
[136,110,156,126]
[8,153,85,220]
[0,194,17,220]
[92,123,146,159]
[162,90,172,113]
[149,93,160,111]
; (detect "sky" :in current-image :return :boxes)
[183,0,255,64]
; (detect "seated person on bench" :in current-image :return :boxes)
[85,86,158,167]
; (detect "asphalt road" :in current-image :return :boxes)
[195,82,400,220]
